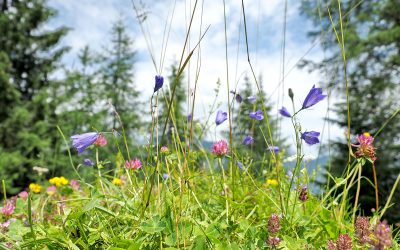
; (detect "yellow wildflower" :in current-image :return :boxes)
[59,176,69,185]
[49,176,69,187]
[266,179,278,187]
[29,183,42,193]
[112,178,122,186]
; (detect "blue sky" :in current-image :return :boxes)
[47,0,341,156]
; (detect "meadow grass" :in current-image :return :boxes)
[1,1,400,249]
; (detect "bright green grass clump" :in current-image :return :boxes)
[0,140,398,249]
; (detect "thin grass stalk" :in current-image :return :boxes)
[218,158,229,224]
[240,0,281,213]
[95,149,108,208]
[311,161,357,217]
[286,101,304,222]
[27,193,37,246]
[352,162,362,222]
[2,180,5,202]
[222,0,235,202]
[143,24,209,216]
[380,174,400,219]
[372,162,379,211]
[56,126,82,181]
[327,2,352,163]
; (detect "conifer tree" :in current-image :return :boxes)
[301,0,400,221]
[59,46,105,133]
[0,0,68,193]
[99,20,140,136]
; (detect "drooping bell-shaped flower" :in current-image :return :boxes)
[215,110,228,126]
[278,106,291,118]
[249,110,264,120]
[302,85,326,109]
[71,132,99,154]
[154,75,164,93]
[243,135,254,145]
[301,131,320,145]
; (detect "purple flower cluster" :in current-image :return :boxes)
[266,213,281,248]
[370,220,392,249]
[298,185,308,202]
[355,216,371,245]
[327,234,352,250]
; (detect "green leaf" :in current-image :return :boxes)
[140,216,166,234]
[190,235,207,250]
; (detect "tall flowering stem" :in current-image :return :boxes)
[285,98,303,220]
[240,0,283,214]
[372,162,379,211]
[218,157,229,224]
[2,180,6,202]
[352,132,379,211]
[352,161,363,222]
[95,148,106,203]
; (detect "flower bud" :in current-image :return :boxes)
[288,88,294,101]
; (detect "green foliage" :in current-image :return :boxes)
[1,146,398,248]
[99,20,141,134]
[0,0,68,194]
[301,0,400,222]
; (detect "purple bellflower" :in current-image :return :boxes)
[154,75,164,93]
[243,135,254,145]
[268,146,280,153]
[230,90,243,103]
[279,106,291,118]
[237,161,243,170]
[249,110,264,120]
[215,110,228,126]
[302,85,327,109]
[301,131,320,145]
[83,158,94,166]
[187,113,193,122]
[71,132,99,154]
[247,96,256,104]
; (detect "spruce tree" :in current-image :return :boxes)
[59,46,106,133]
[301,0,400,221]
[0,0,68,193]
[99,20,140,136]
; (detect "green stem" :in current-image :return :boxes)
[218,158,229,224]
[372,162,379,211]
[27,193,37,246]
[380,174,400,219]
[56,125,82,180]
[2,180,6,202]
[352,163,362,222]
[286,112,302,221]
[96,148,106,196]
